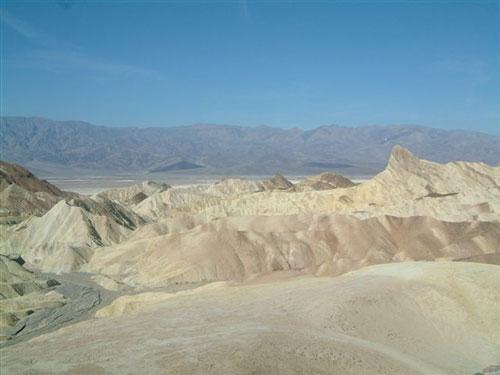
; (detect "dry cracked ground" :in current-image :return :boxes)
[0,145,499,375]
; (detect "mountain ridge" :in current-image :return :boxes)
[1,116,499,175]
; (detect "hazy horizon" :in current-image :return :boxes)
[1,1,499,133]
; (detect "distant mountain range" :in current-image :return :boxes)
[1,116,499,176]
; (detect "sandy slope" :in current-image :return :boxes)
[0,196,145,272]
[86,213,500,287]
[1,261,498,374]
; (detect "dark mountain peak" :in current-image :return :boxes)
[268,174,294,190]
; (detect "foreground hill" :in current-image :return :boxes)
[2,262,498,374]
[2,116,499,175]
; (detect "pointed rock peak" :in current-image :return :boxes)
[390,145,416,161]
[269,174,294,190]
[271,173,291,183]
[388,145,420,171]
[142,180,171,191]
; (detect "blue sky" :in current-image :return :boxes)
[1,1,499,133]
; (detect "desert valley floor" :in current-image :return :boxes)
[0,145,499,374]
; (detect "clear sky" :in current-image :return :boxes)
[1,0,499,133]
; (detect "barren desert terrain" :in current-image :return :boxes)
[0,145,499,374]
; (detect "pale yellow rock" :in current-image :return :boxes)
[2,262,499,374]
[0,196,145,272]
[134,146,500,223]
[95,292,174,317]
[95,282,227,317]
[87,213,500,287]
[3,146,500,281]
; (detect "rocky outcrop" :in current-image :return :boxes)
[295,172,356,191]
[0,161,65,196]
[262,174,295,191]
[0,160,70,223]
[0,184,62,224]
[0,196,145,272]
[96,181,170,205]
